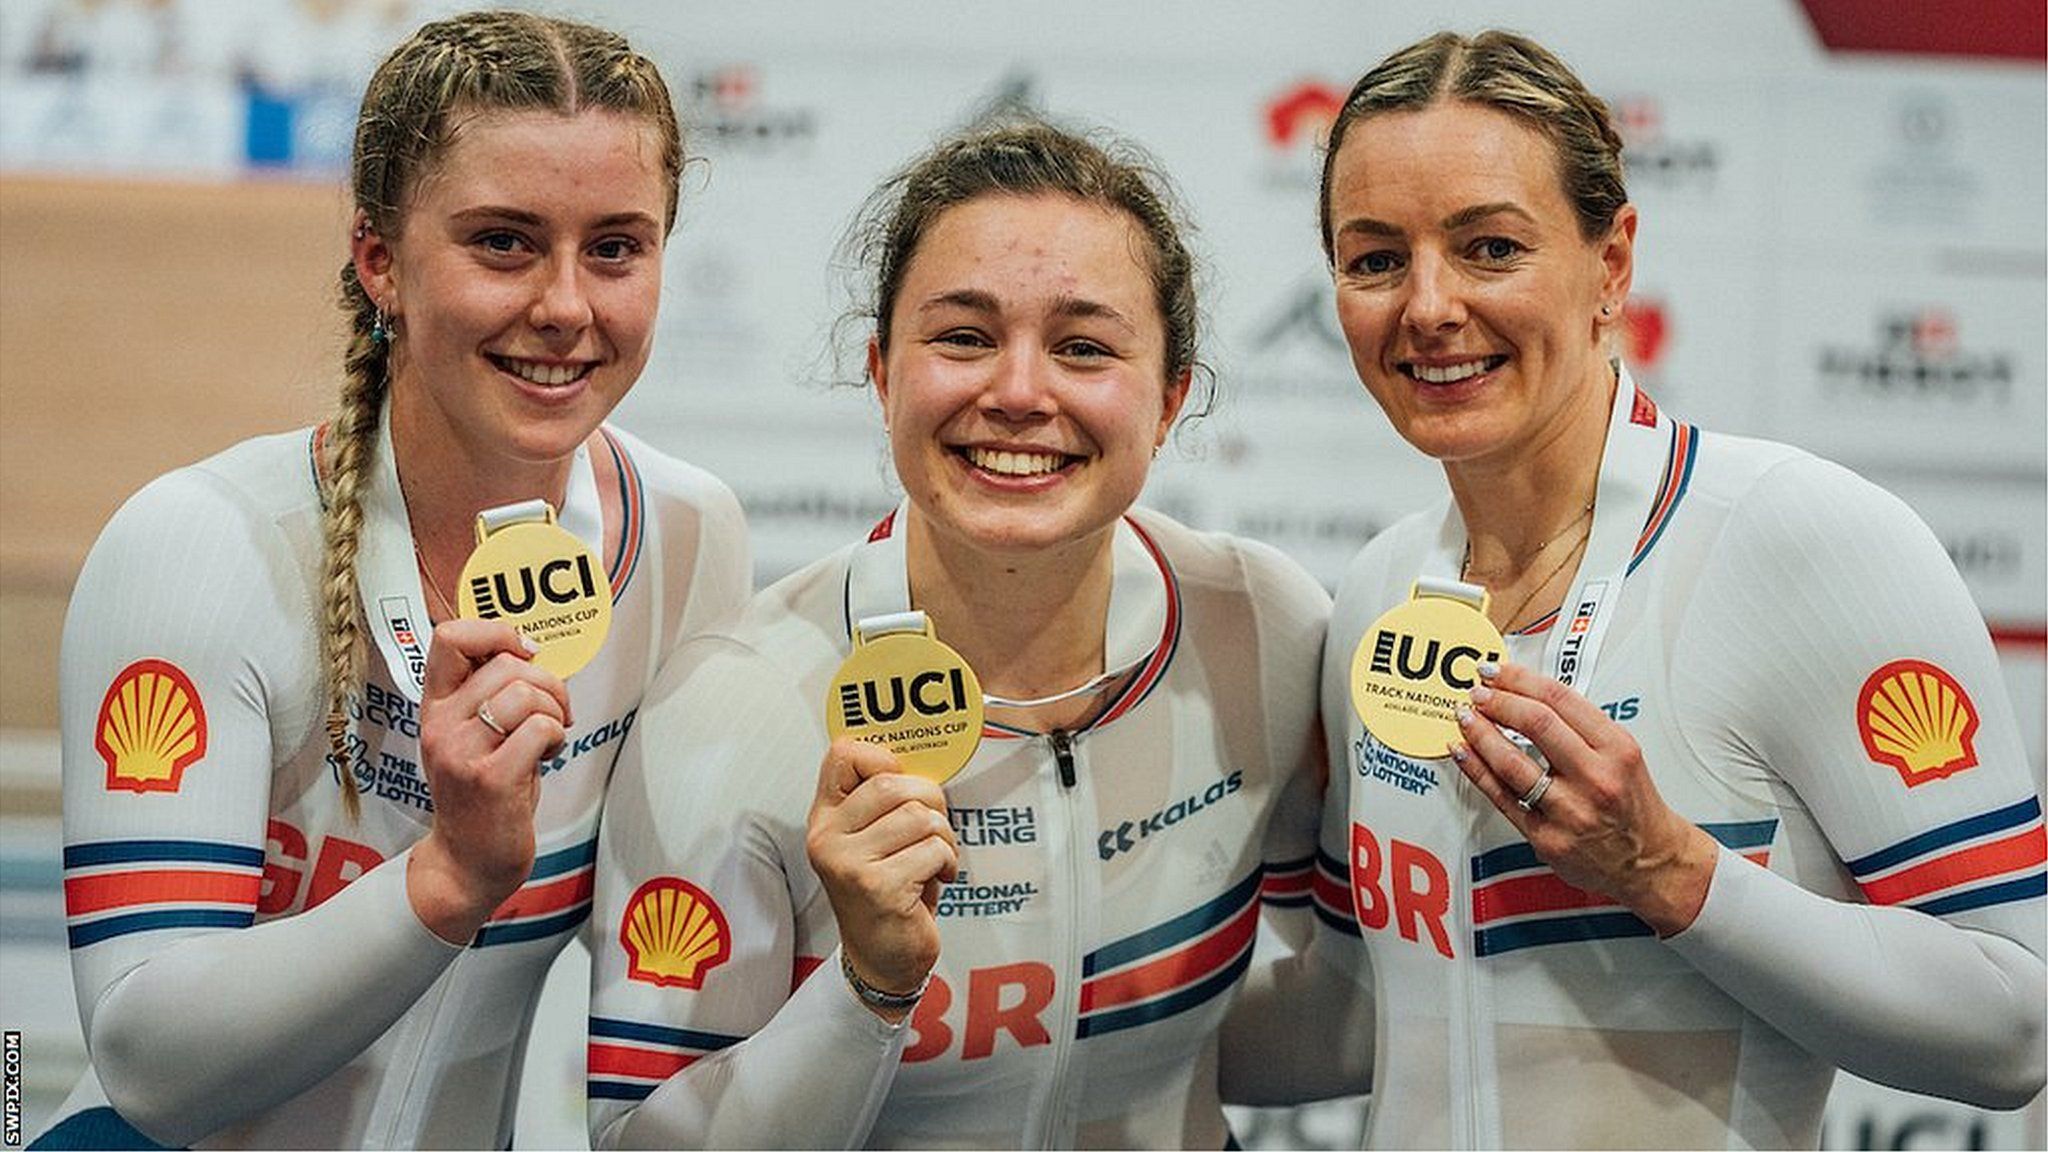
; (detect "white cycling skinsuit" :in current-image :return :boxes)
[1315,375,2046,1148]
[41,412,749,1148]
[588,506,1329,1148]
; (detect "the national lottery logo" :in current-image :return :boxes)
[1354,731,1439,797]
[1620,298,1671,377]
[936,869,1039,919]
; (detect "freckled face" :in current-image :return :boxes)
[1325,101,1632,470]
[873,193,1187,557]
[365,107,670,469]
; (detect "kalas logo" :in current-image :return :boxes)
[1264,81,1344,151]
[1818,308,2013,405]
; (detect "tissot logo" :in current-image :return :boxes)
[687,65,816,153]
[1611,95,1720,192]
[1818,309,2014,405]
[1942,530,2022,579]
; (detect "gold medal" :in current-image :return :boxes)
[1350,578,1504,759]
[825,612,984,783]
[456,500,613,678]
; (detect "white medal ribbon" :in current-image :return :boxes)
[1534,365,1668,694]
[1410,365,1669,706]
[356,402,604,701]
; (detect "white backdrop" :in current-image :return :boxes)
[1,0,2042,1147]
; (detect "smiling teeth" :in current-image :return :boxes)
[969,447,1064,476]
[1413,360,1491,384]
[503,359,584,386]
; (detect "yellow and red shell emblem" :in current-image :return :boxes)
[96,658,207,793]
[621,877,731,989]
[1858,658,1979,787]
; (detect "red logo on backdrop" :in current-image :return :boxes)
[1264,81,1345,150]
[1614,96,1663,146]
[703,65,756,112]
[1622,299,1670,372]
[1911,308,1958,357]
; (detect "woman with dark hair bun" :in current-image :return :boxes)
[587,117,1330,1148]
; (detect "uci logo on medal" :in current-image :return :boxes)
[1351,581,1505,759]
[839,667,971,729]
[457,502,614,678]
[826,616,984,783]
[467,552,600,618]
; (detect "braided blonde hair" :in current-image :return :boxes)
[321,9,682,815]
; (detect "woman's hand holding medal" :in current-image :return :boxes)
[408,501,595,945]
[1452,661,1718,937]
[409,617,571,945]
[807,737,959,1020]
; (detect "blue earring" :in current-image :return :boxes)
[371,308,391,345]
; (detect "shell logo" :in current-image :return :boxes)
[96,659,207,793]
[621,877,731,989]
[1858,659,1979,787]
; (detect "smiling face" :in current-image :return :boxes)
[1325,100,1633,472]
[873,192,1188,559]
[359,106,668,472]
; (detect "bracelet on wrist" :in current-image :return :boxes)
[840,950,929,1011]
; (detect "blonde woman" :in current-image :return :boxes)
[1312,29,2044,1148]
[38,11,747,1148]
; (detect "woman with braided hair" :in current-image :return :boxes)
[37,10,748,1148]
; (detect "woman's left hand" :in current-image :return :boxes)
[1452,662,1719,936]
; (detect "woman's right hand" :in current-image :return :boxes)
[407,619,571,944]
[807,737,957,1020]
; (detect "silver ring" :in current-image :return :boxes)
[477,700,509,738]
[1516,766,1554,812]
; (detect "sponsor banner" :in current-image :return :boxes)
[1775,70,2048,243]
[1767,275,2044,473]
